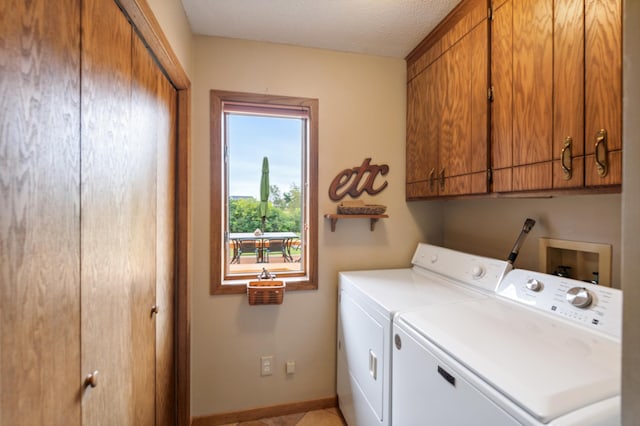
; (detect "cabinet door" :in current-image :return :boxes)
[441,20,488,196]
[512,0,554,191]
[440,33,471,195]
[406,60,441,199]
[553,0,585,188]
[0,0,81,424]
[491,0,513,192]
[585,0,622,186]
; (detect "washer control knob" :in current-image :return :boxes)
[526,279,543,292]
[471,265,485,279]
[566,287,593,308]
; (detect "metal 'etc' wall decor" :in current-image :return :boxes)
[328,158,389,201]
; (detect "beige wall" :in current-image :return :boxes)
[442,194,621,287]
[190,36,442,417]
[146,0,193,78]
[622,0,640,422]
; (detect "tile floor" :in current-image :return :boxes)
[221,407,347,426]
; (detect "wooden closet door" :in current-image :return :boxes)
[81,0,157,423]
[155,55,178,426]
[131,31,161,426]
[1,0,81,424]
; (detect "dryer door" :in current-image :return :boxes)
[339,290,385,423]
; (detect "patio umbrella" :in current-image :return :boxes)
[259,156,270,231]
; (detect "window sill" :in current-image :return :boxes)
[211,277,317,295]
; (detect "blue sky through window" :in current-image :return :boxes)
[227,114,303,199]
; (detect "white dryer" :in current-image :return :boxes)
[337,243,511,426]
[392,269,622,425]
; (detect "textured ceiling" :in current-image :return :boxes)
[181,0,460,58]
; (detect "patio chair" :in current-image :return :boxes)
[285,238,302,262]
[229,240,241,264]
[239,240,259,263]
[264,239,286,263]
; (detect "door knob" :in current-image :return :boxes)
[151,305,160,316]
[85,370,99,388]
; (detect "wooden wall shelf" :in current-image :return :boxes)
[324,214,389,232]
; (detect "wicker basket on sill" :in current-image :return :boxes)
[337,200,387,215]
[247,280,286,305]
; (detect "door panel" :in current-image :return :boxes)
[156,64,178,426]
[406,70,430,184]
[513,0,553,169]
[0,0,81,424]
[490,0,513,192]
[131,32,160,426]
[585,0,622,186]
[470,20,489,178]
[406,59,441,198]
[553,0,585,188]
[442,39,471,179]
[81,0,135,423]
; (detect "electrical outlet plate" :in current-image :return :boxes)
[261,356,273,376]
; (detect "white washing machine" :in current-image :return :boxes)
[392,269,622,425]
[337,243,511,426]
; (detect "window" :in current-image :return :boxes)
[210,90,318,294]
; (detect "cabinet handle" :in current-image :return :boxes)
[439,168,445,191]
[428,168,435,192]
[594,129,609,177]
[85,370,99,388]
[561,137,573,180]
[150,305,160,317]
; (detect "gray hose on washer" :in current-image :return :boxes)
[507,218,536,265]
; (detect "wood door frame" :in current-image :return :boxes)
[115,1,191,425]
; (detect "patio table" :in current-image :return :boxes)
[229,232,298,263]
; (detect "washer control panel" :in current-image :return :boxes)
[412,243,511,293]
[496,269,622,339]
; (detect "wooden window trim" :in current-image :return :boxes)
[209,90,319,295]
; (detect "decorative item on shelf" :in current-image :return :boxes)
[337,199,387,215]
[247,268,285,305]
[328,158,389,201]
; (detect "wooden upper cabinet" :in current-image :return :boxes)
[512,0,554,191]
[553,0,585,189]
[490,0,621,193]
[441,20,489,196]
[490,0,513,192]
[406,61,440,199]
[407,0,621,199]
[406,0,489,199]
[585,0,622,186]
